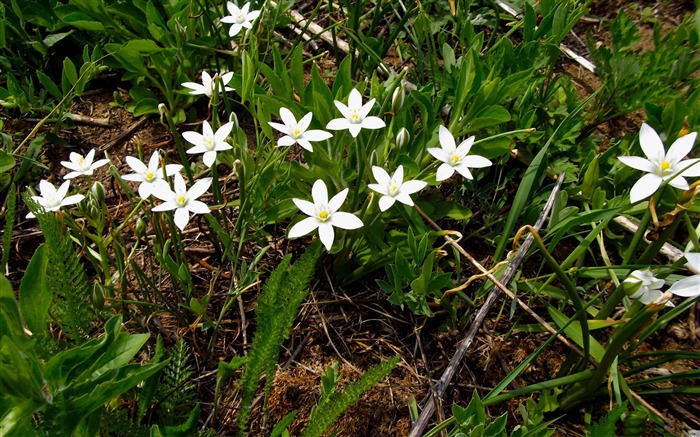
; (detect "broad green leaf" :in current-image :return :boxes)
[468,105,511,131]
[37,71,62,100]
[547,305,605,363]
[19,244,50,337]
[0,150,16,173]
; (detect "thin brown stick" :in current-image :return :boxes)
[408,173,565,437]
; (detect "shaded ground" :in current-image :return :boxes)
[3,1,699,436]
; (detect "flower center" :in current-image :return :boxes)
[176,195,187,207]
[204,136,215,151]
[660,161,670,171]
[388,181,399,196]
[293,128,301,137]
[236,13,245,23]
[450,153,461,165]
[350,110,362,124]
[45,194,62,209]
[145,171,155,182]
[318,210,330,221]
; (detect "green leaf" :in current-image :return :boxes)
[468,105,511,131]
[18,244,50,337]
[547,305,605,363]
[0,150,16,173]
[37,71,63,100]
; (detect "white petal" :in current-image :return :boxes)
[394,192,415,206]
[668,276,700,297]
[229,24,243,37]
[328,188,349,213]
[288,216,320,238]
[329,211,363,230]
[436,164,455,181]
[311,179,329,205]
[138,183,153,199]
[333,101,352,120]
[147,151,161,171]
[63,171,82,180]
[368,183,388,196]
[164,164,183,176]
[183,131,204,147]
[172,172,187,193]
[301,130,332,142]
[61,194,85,207]
[152,200,178,211]
[226,1,237,15]
[360,116,386,130]
[187,200,210,214]
[618,156,656,173]
[269,121,291,135]
[188,177,212,200]
[359,98,376,118]
[427,147,449,163]
[347,89,363,110]
[173,208,190,231]
[630,173,663,203]
[182,83,207,94]
[215,122,234,143]
[665,132,697,165]
[247,10,260,21]
[85,149,96,163]
[679,159,700,177]
[400,180,428,194]
[456,136,475,155]
[293,198,317,217]
[326,118,351,131]
[90,158,110,170]
[393,165,404,183]
[378,196,395,211]
[639,123,665,163]
[454,164,474,180]
[203,151,217,167]
[126,156,149,174]
[279,107,297,128]
[684,252,700,270]
[462,155,492,169]
[371,166,391,185]
[317,222,335,250]
[666,175,689,190]
[277,136,296,147]
[348,124,362,138]
[297,112,313,131]
[296,139,314,152]
[438,125,456,152]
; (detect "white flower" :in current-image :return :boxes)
[26,180,84,218]
[428,126,493,181]
[668,252,700,298]
[220,2,261,37]
[61,149,109,179]
[182,71,234,98]
[288,179,363,251]
[618,123,699,203]
[183,120,234,167]
[122,151,183,199]
[368,165,427,211]
[326,89,386,138]
[623,269,672,307]
[268,107,332,152]
[151,173,211,231]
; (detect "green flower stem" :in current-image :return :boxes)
[622,202,652,266]
[523,226,589,363]
[162,105,195,184]
[559,304,662,410]
[683,211,700,251]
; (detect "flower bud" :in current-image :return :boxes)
[229,112,239,131]
[158,103,168,124]
[92,282,105,310]
[135,217,147,239]
[395,128,410,148]
[392,84,405,113]
[91,181,106,203]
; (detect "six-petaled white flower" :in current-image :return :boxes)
[152,173,212,231]
[122,151,183,200]
[368,165,427,211]
[26,180,84,218]
[268,107,332,152]
[61,149,110,179]
[428,125,492,181]
[288,179,363,251]
[221,2,261,37]
[326,89,386,138]
[182,71,234,98]
[623,269,672,307]
[183,120,234,168]
[618,123,699,203]
[668,252,700,298]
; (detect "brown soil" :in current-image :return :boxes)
[2,1,699,436]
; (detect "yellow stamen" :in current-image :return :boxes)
[451,155,460,164]
[661,161,670,171]
[293,129,301,136]
[145,171,154,180]
[319,210,329,220]
[177,195,186,205]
